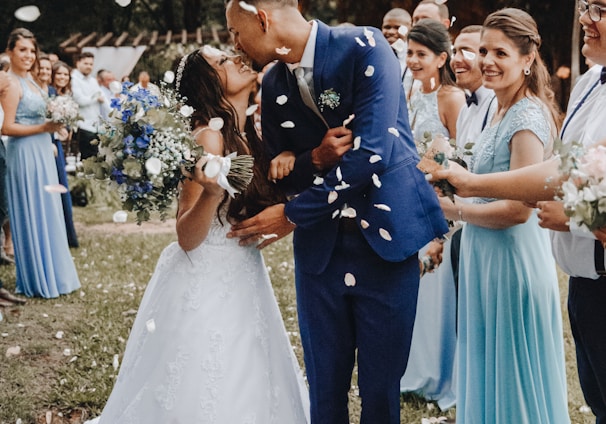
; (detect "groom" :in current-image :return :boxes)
[226,1,448,422]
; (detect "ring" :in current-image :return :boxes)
[259,233,278,240]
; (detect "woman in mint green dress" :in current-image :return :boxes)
[439,9,569,423]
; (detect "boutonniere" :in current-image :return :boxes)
[318,88,341,111]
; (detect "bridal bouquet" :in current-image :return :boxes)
[82,82,254,224]
[558,142,606,232]
[46,95,81,128]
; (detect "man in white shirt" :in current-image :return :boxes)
[131,71,160,97]
[381,8,414,97]
[97,69,116,105]
[71,52,109,159]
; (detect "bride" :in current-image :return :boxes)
[87,46,309,423]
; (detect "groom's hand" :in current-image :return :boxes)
[311,127,353,171]
[227,204,296,249]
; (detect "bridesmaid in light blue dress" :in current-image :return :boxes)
[1,28,80,298]
[438,9,569,423]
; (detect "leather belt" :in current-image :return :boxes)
[595,240,606,276]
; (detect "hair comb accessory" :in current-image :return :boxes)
[175,53,189,92]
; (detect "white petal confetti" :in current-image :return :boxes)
[6,346,21,358]
[388,127,400,137]
[146,319,156,333]
[145,157,162,176]
[344,272,356,287]
[313,176,324,185]
[44,184,68,194]
[328,191,338,204]
[112,210,128,223]
[332,209,340,219]
[238,0,258,14]
[450,16,457,27]
[341,207,357,218]
[364,66,375,77]
[245,104,258,116]
[336,166,343,181]
[260,233,278,240]
[276,95,288,105]
[398,25,409,37]
[360,219,370,229]
[113,354,120,370]
[163,70,175,84]
[275,46,291,55]
[69,356,78,363]
[46,411,52,424]
[335,181,351,190]
[369,154,382,163]
[55,331,64,339]
[374,203,392,211]
[353,136,361,150]
[379,228,393,241]
[392,38,406,53]
[281,121,295,128]
[364,28,376,47]
[372,173,382,188]
[109,80,122,94]
[580,405,592,414]
[430,77,436,90]
[62,348,71,356]
[342,114,355,127]
[462,49,476,61]
[208,117,224,131]
[355,37,366,47]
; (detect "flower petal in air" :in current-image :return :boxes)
[462,50,476,61]
[145,157,162,176]
[388,127,400,137]
[343,114,355,127]
[372,173,382,188]
[328,191,338,204]
[332,209,340,219]
[281,121,295,128]
[109,80,123,94]
[355,37,366,47]
[341,207,357,218]
[146,319,156,333]
[353,136,361,150]
[430,77,436,90]
[364,28,376,47]
[238,1,258,14]
[365,66,375,77]
[276,95,288,105]
[163,70,175,84]
[313,176,324,185]
[336,166,343,181]
[392,38,406,53]
[398,26,409,37]
[208,117,224,131]
[450,16,457,27]
[44,184,68,194]
[335,181,351,191]
[245,104,258,116]
[360,219,370,229]
[344,272,356,287]
[275,46,291,55]
[379,228,392,241]
[374,204,391,212]
[369,154,382,163]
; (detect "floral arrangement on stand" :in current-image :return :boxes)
[558,141,606,232]
[82,82,254,224]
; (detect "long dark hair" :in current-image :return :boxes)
[407,18,456,87]
[176,49,284,222]
[6,28,40,82]
[51,61,72,95]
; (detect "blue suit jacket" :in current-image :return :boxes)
[261,21,448,274]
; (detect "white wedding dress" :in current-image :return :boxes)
[86,214,309,424]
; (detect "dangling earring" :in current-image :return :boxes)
[524,68,531,76]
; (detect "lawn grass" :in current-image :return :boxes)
[0,200,596,423]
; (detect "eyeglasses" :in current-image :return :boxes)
[578,0,606,22]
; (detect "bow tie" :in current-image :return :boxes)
[465,91,478,107]
[601,67,606,84]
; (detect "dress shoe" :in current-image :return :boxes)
[0,298,14,307]
[0,288,26,305]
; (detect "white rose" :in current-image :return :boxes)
[145,157,163,176]
[180,105,194,118]
[163,70,175,84]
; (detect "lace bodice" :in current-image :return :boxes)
[408,87,450,143]
[13,75,47,126]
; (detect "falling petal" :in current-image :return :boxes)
[238,0,258,14]
[353,136,361,150]
[392,38,406,53]
[115,0,131,6]
[355,37,366,47]
[332,209,340,219]
[276,95,288,105]
[281,121,295,128]
[365,66,375,77]
[462,49,476,61]
[336,166,343,181]
[364,28,376,47]
[374,203,392,211]
[146,319,156,333]
[430,77,436,90]
[208,117,224,131]
[369,154,382,163]
[163,70,175,84]
[313,176,324,185]
[379,228,393,241]
[450,16,457,27]
[44,184,68,194]
[344,272,356,287]
[112,210,128,223]
[275,46,291,55]
[388,127,400,137]
[260,233,278,240]
[398,26,409,37]
[109,80,123,94]
[328,191,338,204]
[55,331,64,339]
[360,219,370,229]
[341,207,357,218]
[342,114,355,127]
[245,104,258,116]
[372,173,382,188]
[335,181,351,190]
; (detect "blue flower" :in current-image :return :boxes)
[135,135,150,149]
[111,168,126,184]
[121,109,133,122]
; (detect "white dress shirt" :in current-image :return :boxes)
[71,69,109,133]
[455,86,496,165]
[551,65,606,278]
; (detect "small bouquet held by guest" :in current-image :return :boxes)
[46,95,81,128]
[82,82,254,224]
[558,142,606,232]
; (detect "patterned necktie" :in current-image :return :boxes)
[294,66,316,109]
